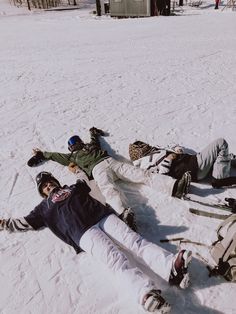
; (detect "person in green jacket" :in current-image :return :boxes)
[27,127,191,231]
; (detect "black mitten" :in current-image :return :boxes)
[89,127,105,136]
[27,151,46,167]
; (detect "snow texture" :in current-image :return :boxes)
[0,0,236,313]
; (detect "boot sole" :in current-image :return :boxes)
[179,250,192,289]
[144,299,171,313]
[181,172,191,198]
[144,291,171,313]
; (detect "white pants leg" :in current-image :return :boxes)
[99,214,173,282]
[147,172,176,197]
[79,221,156,305]
[92,158,126,214]
[92,158,176,214]
[109,158,176,196]
[197,138,231,180]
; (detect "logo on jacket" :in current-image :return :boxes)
[51,188,71,203]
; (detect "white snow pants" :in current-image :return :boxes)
[79,214,173,305]
[92,157,176,215]
[197,138,231,180]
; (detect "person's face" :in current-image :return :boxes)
[70,141,84,152]
[42,180,59,197]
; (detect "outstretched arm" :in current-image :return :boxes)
[89,127,106,149]
[1,203,45,232]
[43,151,72,166]
[0,217,34,232]
[28,148,72,167]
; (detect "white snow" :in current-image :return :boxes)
[0,0,236,313]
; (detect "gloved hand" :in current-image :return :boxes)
[27,149,46,167]
[68,162,80,174]
[89,127,105,136]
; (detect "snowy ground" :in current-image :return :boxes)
[0,0,236,313]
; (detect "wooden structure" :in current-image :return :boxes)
[109,0,170,17]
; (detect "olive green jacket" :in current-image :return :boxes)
[43,133,109,178]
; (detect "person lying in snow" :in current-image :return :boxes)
[67,161,106,204]
[129,138,236,188]
[0,172,192,313]
[27,127,191,231]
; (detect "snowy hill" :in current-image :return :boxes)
[0,0,236,313]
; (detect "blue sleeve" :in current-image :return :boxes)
[75,180,91,194]
[24,204,46,230]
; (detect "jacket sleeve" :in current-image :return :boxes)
[0,217,34,232]
[43,151,71,166]
[158,157,173,174]
[75,180,91,195]
[24,204,46,230]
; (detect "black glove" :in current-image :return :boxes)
[27,151,46,167]
[225,198,236,212]
[89,127,105,136]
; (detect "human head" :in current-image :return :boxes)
[68,135,84,152]
[36,172,60,198]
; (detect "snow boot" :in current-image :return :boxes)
[119,207,137,232]
[169,250,192,289]
[172,172,191,199]
[143,290,171,313]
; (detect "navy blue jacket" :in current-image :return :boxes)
[25,181,114,253]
